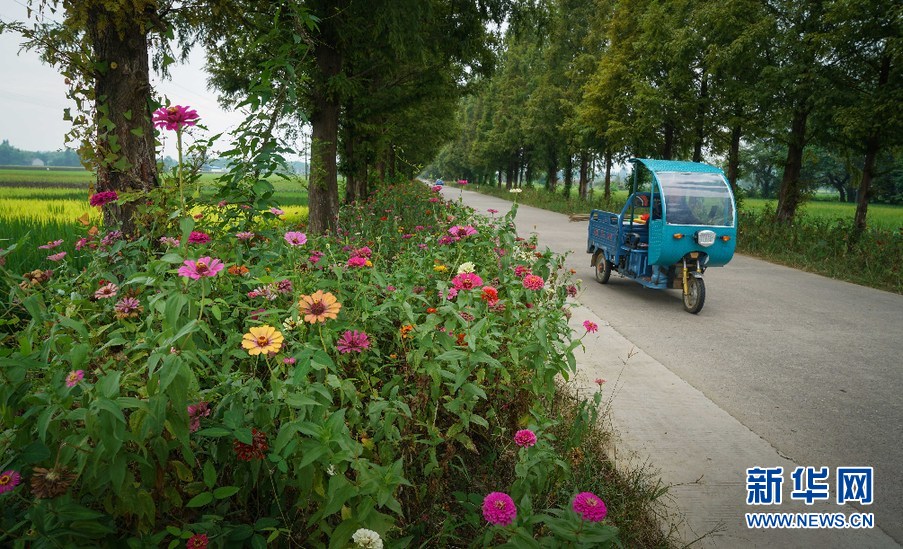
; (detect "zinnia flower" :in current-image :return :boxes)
[482,492,517,526]
[572,491,607,522]
[114,297,143,319]
[89,191,119,207]
[38,239,63,250]
[347,256,367,268]
[457,262,476,274]
[47,251,67,262]
[94,283,118,299]
[30,466,76,498]
[514,429,537,448]
[336,330,370,353]
[65,370,84,388]
[233,428,268,461]
[187,402,211,433]
[159,236,180,247]
[178,257,225,279]
[481,286,498,304]
[522,274,545,290]
[284,231,307,246]
[488,208,498,214]
[583,320,598,333]
[236,231,255,241]
[187,231,211,245]
[351,528,383,549]
[299,291,341,323]
[451,272,483,290]
[269,207,285,216]
[448,225,477,238]
[152,105,200,131]
[241,325,284,356]
[186,533,209,549]
[0,470,22,495]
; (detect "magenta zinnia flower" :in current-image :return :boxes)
[514,429,537,448]
[284,231,307,246]
[187,401,211,433]
[482,492,517,526]
[522,274,545,290]
[0,470,21,494]
[451,272,483,291]
[336,330,370,353]
[583,320,598,333]
[178,257,224,279]
[346,256,367,268]
[448,225,477,239]
[269,207,285,216]
[94,283,119,299]
[572,491,608,522]
[188,231,211,245]
[186,533,208,549]
[47,251,67,262]
[38,239,63,250]
[89,191,119,207]
[65,370,84,388]
[152,105,199,131]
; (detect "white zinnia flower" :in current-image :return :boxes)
[352,528,383,549]
[457,261,476,274]
[509,188,523,193]
[283,317,298,331]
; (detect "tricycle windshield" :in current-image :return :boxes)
[656,172,735,227]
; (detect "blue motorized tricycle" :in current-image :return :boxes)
[587,159,737,313]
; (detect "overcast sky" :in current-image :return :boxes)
[0,0,249,159]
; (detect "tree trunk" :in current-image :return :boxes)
[546,153,558,192]
[854,135,880,231]
[563,154,573,196]
[604,150,612,200]
[578,151,588,200]
[693,75,708,163]
[497,169,502,188]
[776,108,809,223]
[505,159,514,190]
[662,123,674,160]
[308,9,342,234]
[727,124,742,194]
[388,144,396,180]
[87,5,157,236]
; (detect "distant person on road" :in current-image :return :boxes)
[435,178,444,186]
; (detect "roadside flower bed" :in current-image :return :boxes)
[0,180,619,547]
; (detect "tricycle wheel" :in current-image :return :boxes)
[683,276,705,314]
[594,253,611,284]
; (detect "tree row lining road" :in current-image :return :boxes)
[441,186,903,544]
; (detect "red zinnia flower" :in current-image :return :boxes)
[233,429,268,461]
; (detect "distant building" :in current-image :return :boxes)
[31,158,45,167]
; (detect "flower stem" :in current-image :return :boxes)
[177,129,185,211]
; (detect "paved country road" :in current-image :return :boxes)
[440,185,903,545]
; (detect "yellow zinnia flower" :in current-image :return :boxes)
[433,265,447,273]
[298,290,342,323]
[242,325,284,356]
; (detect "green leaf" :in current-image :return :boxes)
[19,440,51,464]
[186,491,213,508]
[196,427,231,437]
[203,460,216,489]
[213,486,240,499]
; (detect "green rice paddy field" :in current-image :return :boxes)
[0,168,310,273]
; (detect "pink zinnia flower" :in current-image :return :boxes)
[347,256,367,268]
[514,429,537,448]
[89,191,119,207]
[514,265,531,278]
[188,231,210,245]
[159,236,180,247]
[583,320,598,333]
[152,105,199,131]
[75,237,89,250]
[47,251,67,262]
[448,225,477,238]
[65,370,84,388]
[283,357,296,365]
[572,492,607,522]
[186,532,209,549]
[452,272,483,291]
[187,402,211,433]
[522,274,545,290]
[269,207,285,216]
[308,251,324,264]
[236,231,255,241]
[336,330,370,353]
[482,492,517,526]
[178,257,225,279]
[38,239,63,250]
[284,231,307,246]
[94,283,118,299]
[595,378,606,386]
[100,230,123,247]
[488,208,498,214]
[0,470,21,494]
[114,296,141,316]
[352,246,372,258]
[432,185,443,192]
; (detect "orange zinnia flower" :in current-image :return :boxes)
[298,290,342,323]
[241,325,284,356]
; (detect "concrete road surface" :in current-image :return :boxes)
[441,186,903,546]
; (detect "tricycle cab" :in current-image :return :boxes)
[586,159,737,313]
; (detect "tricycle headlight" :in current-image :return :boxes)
[695,230,716,247]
